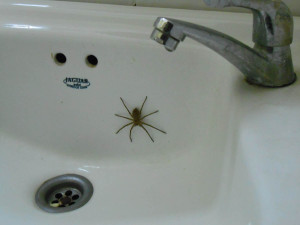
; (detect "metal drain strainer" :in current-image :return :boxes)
[35,174,93,213]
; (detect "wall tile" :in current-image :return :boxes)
[54,0,299,16]
[135,0,299,16]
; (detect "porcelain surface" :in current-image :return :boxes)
[0,1,299,224]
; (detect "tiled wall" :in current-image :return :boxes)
[55,0,299,16]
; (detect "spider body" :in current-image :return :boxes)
[115,96,166,142]
[132,108,141,124]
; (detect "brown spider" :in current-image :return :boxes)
[115,96,166,142]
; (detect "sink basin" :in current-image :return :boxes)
[0,0,299,224]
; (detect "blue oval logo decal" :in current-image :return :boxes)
[63,77,90,89]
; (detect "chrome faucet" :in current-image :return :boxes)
[150,0,296,87]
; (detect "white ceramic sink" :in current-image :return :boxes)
[0,1,299,224]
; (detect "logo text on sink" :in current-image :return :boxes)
[63,77,90,89]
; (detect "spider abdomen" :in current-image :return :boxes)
[132,108,141,122]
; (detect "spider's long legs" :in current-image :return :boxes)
[141,110,159,120]
[120,97,132,117]
[140,125,154,142]
[115,114,133,121]
[142,122,167,134]
[140,96,148,115]
[116,122,133,134]
[129,124,135,142]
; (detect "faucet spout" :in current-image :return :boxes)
[151,17,295,87]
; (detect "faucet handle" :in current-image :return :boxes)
[203,0,293,47]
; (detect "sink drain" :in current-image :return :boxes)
[35,174,93,213]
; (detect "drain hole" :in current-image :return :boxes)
[35,174,93,213]
[60,196,72,205]
[55,193,62,199]
[72,195,79,200]
[86,55,98,67]
[54,53,67,65]
[65,190,72,196]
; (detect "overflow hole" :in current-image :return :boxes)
[54,53,67,65]
[86,55,98,67]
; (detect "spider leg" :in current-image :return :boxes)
[141,110,159,120]
[139,96,148,115]
[120,97,132,117]
[140,124,154,142]
[115,114,133,121]
[129,124,135,142]
[141,122,167,134]
[116,122,133,134]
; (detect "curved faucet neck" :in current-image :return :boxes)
[151,16,295,87]
[158,18,294,87]
[204,0,294,47]
[151,0,295,87]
